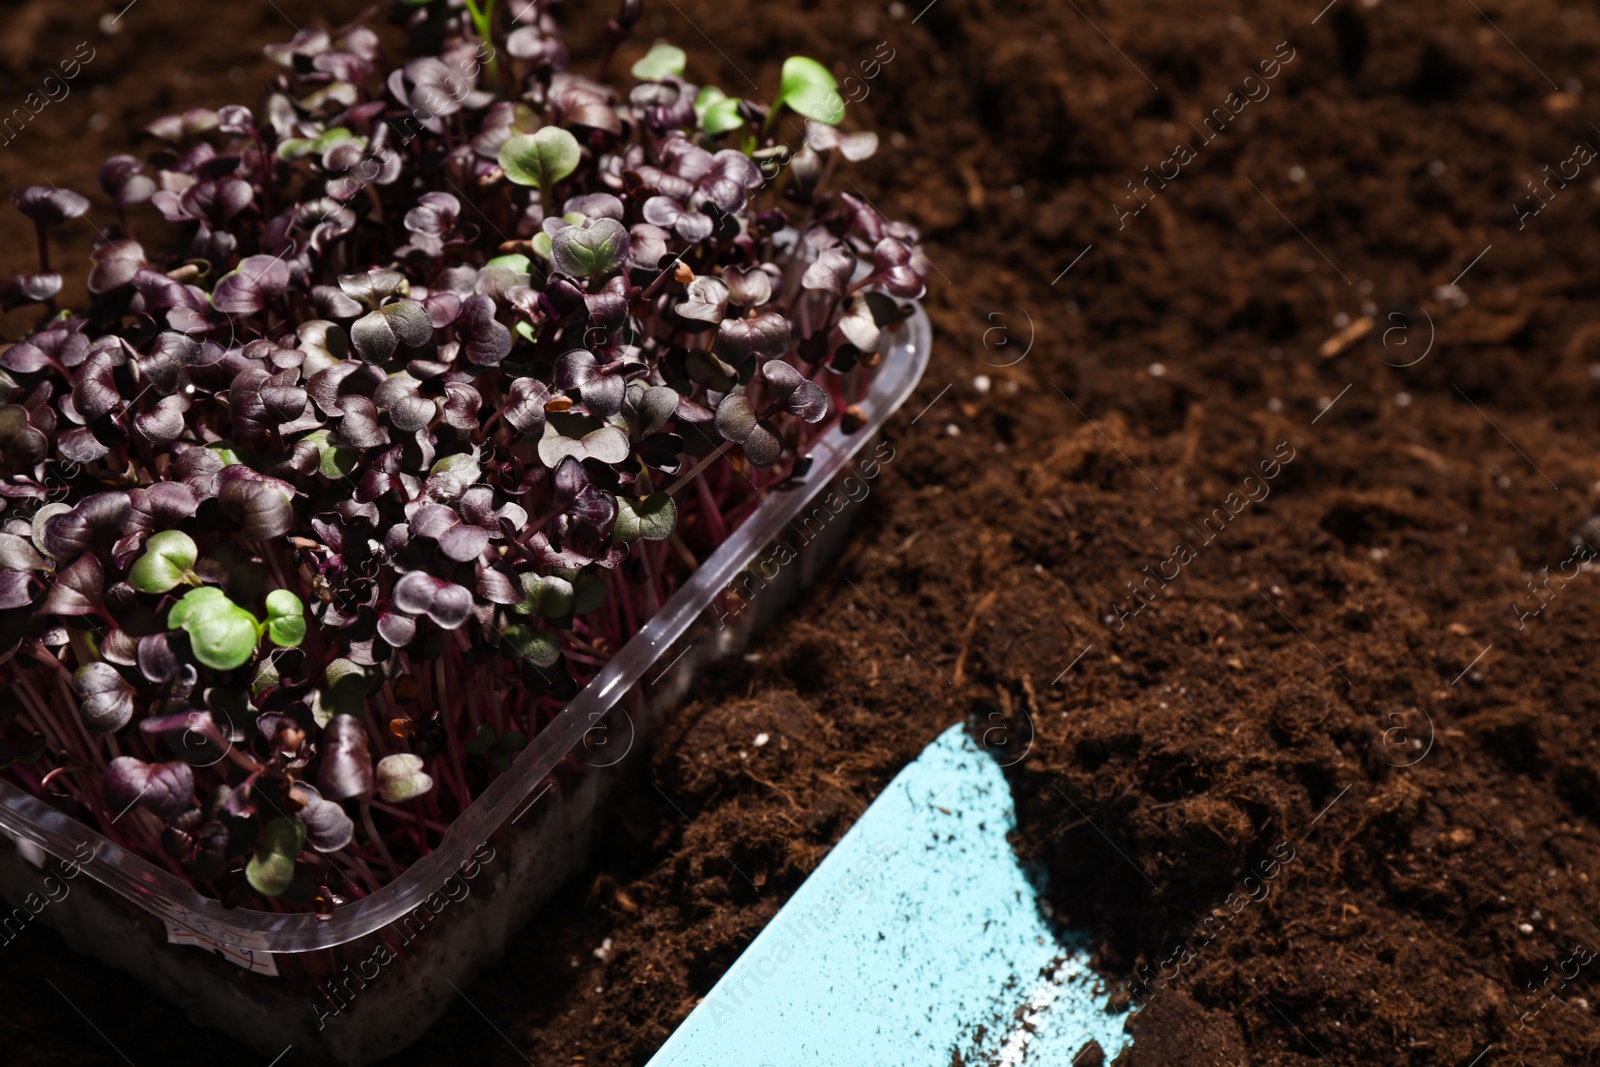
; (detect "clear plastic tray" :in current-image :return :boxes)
[0,307,930,1064]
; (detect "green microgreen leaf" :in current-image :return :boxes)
[695,86,745,134]
[631,42,687,81]
[501,623,562,668]
[775,56,844,125]
[128,529,199,593]
[168,586,259,671]
[499,127,581,190]
[245,817,304,898]
[614,492,678,544]
[264,589,306,648]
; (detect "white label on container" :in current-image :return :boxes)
[164,920,279,976]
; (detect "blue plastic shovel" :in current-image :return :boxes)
[645,725,1132,1066]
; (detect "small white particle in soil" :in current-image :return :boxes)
[888,0,906,16]
[945,423,961,436]
[754,732,770,747]
[88,114,108,132]
[1288,165,1307,183]
[1267,398,1283,412]
[98,13,121,34]
[1519,922,1535,934]
[739,750,749,760]
[1333,312,1349,327]
[1428,159,1446,176]
[593,938,613,961]
[1148,362,1166,377]
[1395,392,1412,407]
[973,374,992,393]
[1497,475,1512,488]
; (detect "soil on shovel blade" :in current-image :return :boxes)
[4,0,1600,1063]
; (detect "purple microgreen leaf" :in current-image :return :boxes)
[762,359,829,423]
[74,662,135,734]
[337,268,408,308]
[105,756,195,820]
[584,275,630,328]
[136,632,182,684]
[217,466,295,540]
[802,245,856,295]
[351,299,433,361]
[715,311,792,365]
[43,553,107,618]
[212,254,292,314]
[13,186,91,226]
[502,377,551,436]
[715,393,783,467]
[292,783,354,853]
[42,492,130,560]
[87,240,147,293]
[392,571,473,628]
[376,610,417,648]
[724,264,774,308]
[554,348,626,417]
[71,351,121,422]
[678,275,729,324]
[410,504,491,562]
[316,714,373,800]
[460,294,513,366]
[133,394,190,450]
[0,272,62,310]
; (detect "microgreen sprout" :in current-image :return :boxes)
[0,0,925,914]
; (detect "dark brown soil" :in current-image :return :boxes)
[7,0,1600,1064]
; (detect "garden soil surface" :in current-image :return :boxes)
[5,0,1600,1063]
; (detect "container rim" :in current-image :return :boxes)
[0,307,932,953]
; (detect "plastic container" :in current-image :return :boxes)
[0,307,931,1066]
